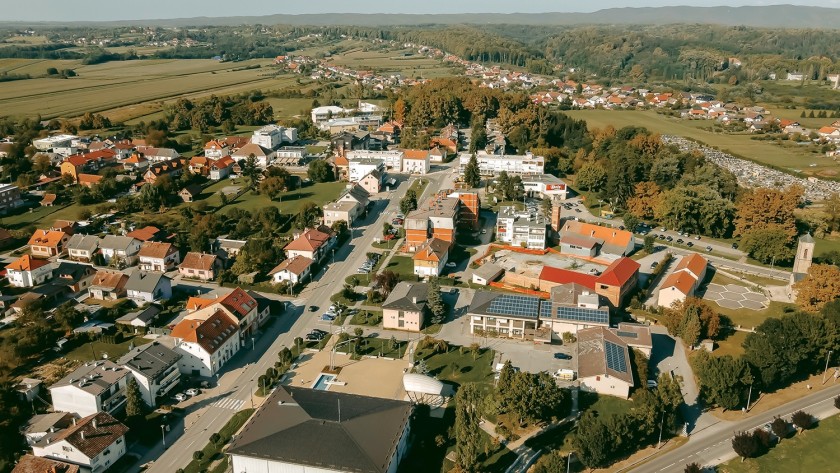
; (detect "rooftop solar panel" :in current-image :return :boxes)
[605,341,628,373]
[487,295,540,318]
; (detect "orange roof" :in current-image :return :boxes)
[204,140,227,149]
[190,156,212,166]
[213,155,235,169]
[284,228,332,252]
[41,193,57,205]
[413,238,449,262]
[123,154,148,164]
[126,226,161,242]
[334,155,349,166]
[402,149,429,160]
[28,229,67,248]
[269,255,313,276]
[186,296,215,311]
[562,221,633,253]
[170,310,238,355]
[6,254,50,272]
[674,254,707,279]
[138,241,175,259]
[818,126,838,134]
[84,149,117,160]
[661,271,696,295]
[64,155,88,167]
[91,270,128,290]
[180,252,217,271]
[78,173,103,184]
[596,257,640,287]
[539,266,597,289]
[218,287,258,319]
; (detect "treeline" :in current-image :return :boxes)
[0,43,84,60]
[165,92,273,133]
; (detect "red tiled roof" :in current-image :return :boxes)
[126,226,161,242]
[78,173,103,184]
[596,257,640,287]
[674,254,707,279]
[64,155,88,167]
[84,149,117,160]
[218,287,258,320]
[50,412,128,459]
[6,254,50,272]
[539,266,597,289]
[284,228,332,252]
[12,455,80,473]
[402,149,429,160]
[180,252,217,271]
[661,271,696,295]
[171,310,238,354]
[138,241,175,259]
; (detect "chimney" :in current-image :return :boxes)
[72,418,77,426]
[80,431,85,440]
[412,296,417,304]
[92,419,97,429]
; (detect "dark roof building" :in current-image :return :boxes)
[382,282,428,312]
[228,386,412,473]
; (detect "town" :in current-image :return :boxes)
[2,6,840,473]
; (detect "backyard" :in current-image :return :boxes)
[65,335,152,363]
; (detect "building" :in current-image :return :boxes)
[137,242,180,272]
[214,236,248,260]
[98,236,141,266]
[323,200,363,227]
[28,229,70,258]
[13,455,79,473]
[284,227,335,263]
[412,238,450,277]
[522,174,568,200]
[116,305,161,329]
[210,156,235,180]
[348,156,385,183]
[402,149,431,174]
[347,150,403,171]
[447,191,480,231]
[178,184,202,203]
[49,360,130,417]
[66,234,100,263]
[136,147,179,162]
[336,184,371,208]
[468,292,541,339]
[143,160,184,184]
[88,270,129,301]
[125,271,172,305]
[791,233,815,283]
[232,143,275,168]
[268,256,313,285]
[33,135,78,151]
[331,131,371,156]
[250,124,297,150]
[6,255,53,288]
[77,174,103,189]
[540,284,610,337]
[183,287,265,342]
[613,322,653,357]
[171,310,240,377]
[458,151,545,176]
[559,221,635,257]
[117,341,181,407]
[52,262,95,293]
[22,413,75,446]
[228,386,412,473]
[311,105,351,123]
[203,140,230,159]
[657,254,708,309]
[358,170,383,194]
[471,263,504,286]
[495,206,548,249]
[404,194,460,252]
[382,281,429,331]
[0,184,23,213]
[31,412,128,473]
[577,327,634,399]
[125,226,164,243]
[179,252,220,281]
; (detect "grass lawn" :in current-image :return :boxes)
[384,255,416,278]
[183,408,255,473]
[712,330,749,358]
[350,336,405,359]
[415,345,496,389]
[714,300,796,330]
[719,413,840,473]
[578,391,634,420]
[0,203,86,230]
[814,236,840,258]
[226,181,346,217]
[349,310,382,326]
[65,335,151,363]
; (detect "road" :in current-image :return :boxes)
[140,162,457,472]
[629,383,840,473]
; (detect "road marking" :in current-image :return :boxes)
[212,398,244,410]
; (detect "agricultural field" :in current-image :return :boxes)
[325,47,459,78]
[564,110,840,178]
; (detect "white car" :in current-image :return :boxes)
[174,393,187,402]
[446,262,457,267]
[646,380,658,389]
[185,388,200,396]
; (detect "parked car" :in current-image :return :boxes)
[650,261,659,269]
[706,246,713,252]
[321,314,336,321]
[446,262,457,267]
[308,306,318,312]
[185,388,200,397]
[646,380,658,389]
[480,229,487,234]
[174,393,187,402]
[732,242,739,249]
[687,242,694,247]
[676,239,684,244]
[694,235,701,240]
[554,353,572,360]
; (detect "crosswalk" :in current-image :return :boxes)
[212,398,244,410]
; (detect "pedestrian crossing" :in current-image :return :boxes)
[213,398,244,410]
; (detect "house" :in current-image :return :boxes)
[66,234,99,263]
[136,146,179,162]
[458,151,545,176]
[138,241,179,272]
[125,226,164,242]
[183,287,264,340]
[179,252,219,281]
[77,174,103,189]
[232,143,275,168]
[49,360,130,417]
[560,221,635,257]
[818,126,840,139]
[209,156,235,181]
[250,124,297,149]
[657,254,708,308]
[336,184,370,208]
[23,412,75,446]
[495,206,548,249]
[576,326,634,399]
[214,236,247,261]
[178,184,203,203]
[412,238,450,277]
[348,156,385,183]
[228,386,412,473]
[268,256,313,285]
[6,255,53,288]
[471,262,504,286]
[88,270,128,300]
[358,170,383,194]
[613,322,653,357]
[467,292,541,339]
[16,377,43,403]
[402,149,430,174]
[31,412,128,473]
[333,155,350,180]
[429,146,447,163]
[28,229,70,257]
[121,153,149,171]
[171,310,240,377]
[117,341,181,406]
[188,156,213,175]
[404,194,460,251]
[323,200,362,227]
[382,281,428,331]
[41,193,57,207]
[52,262,95,293]
[125,271,172,305]
[331,131,371,156]
[59,156,88,182]
[116,304,161,329]
[284,227,335,263]
[143,159,183,184]
[539,284,611,338]
[12,455,80,473]
[99,236,141,266]
[204,140,230,159]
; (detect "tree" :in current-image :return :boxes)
[684,463,702,473]
[791,410,813,430]
[426,278,446,325]
[732,431,759,461]
[308,159,335,183]
[574,411,613,468]
[643,235,655,253]
[294,202,322,229]
[771,417,789,440]
[243,154,260,190]
[373,270,400,297]
[691,350,753,410]
[33,154,52,175]
[576,161,607,191]
[463,153,481,188]
[400,189,418,215]
[453,383,483,473]
[331,220,348,237]
[824,193,840,232]
[193,451,204,461]
[741,227,796,265]
[734,187,802,240]
[541,198,553,219]
[794,264,840,312]
[626,181,662,219]
[125,377,144,418]
[835,395,840,410]
[532,451,566,473]
[260,176,285,200]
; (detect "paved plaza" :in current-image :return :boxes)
[702,283,769,310]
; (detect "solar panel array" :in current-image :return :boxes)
[616,330,638,339]
[487,295,540,319]
[605,341,628,373]
[540,303,609,325]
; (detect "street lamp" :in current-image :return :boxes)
[823,350,834,384]
[160,424,166,449]
[656,411,665,448]
[332,249,336,265]
[745,383,754,413]
[566,451,574,473]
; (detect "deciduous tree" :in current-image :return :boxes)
[794,264,840,312]
[453,383,483,473]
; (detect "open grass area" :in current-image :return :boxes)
[0,203,86,231]
[714,299,796,330]
[65,335,151,363]
[183,408,255,473]
[578,391,634,420]
[415,344,496,389]
[326,47,458,78]
[564,110,839,178]
[349,336,405,359]
[384,255,416,278]
[349,310,382,327]
[815,236,840,258]
[712,330,749,358]
[719,413,840,473]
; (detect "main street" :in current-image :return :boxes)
[141,162,456,472]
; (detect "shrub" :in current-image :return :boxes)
[791,410,813,430]
[192,451,204,461]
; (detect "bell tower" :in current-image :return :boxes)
[791,233,815,283]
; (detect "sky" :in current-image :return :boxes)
[4,0,840,22]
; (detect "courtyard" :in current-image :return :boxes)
[702,283,769,311]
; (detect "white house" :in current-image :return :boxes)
[657,254,708,309]
[32,412,128,473]
[250,125,297,150]
[99,236,141,266]
[402,149,431,174]
[5,255,53,288]
[495,206,548,250]
[125,271,172,305]
[171,310,240,377]
[66,234,100,263]
[137,242,180,272]
[347,150,403,170]
[117,341,181,407]
[577,327,634,399]
[348,156,386,182]
[311,105,351,123]
[412,238,450,278]
[458,151,545,176]
[268,256,313,285]
[49,360,130,418]
[232,143,275,168]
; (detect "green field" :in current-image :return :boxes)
[220,181,346,216]
[720,413,840,473]
[564,110,839,178]
[326,47,457,78]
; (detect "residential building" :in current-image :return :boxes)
[577,326,634,399]
[471,262,504,286]
[171,310,240,377]
[268,256,313,285]
[323,200,363,227]
[33,135,78,151]
[383,282,428,331]
[560,221,636,257]
[125,271,172,305]
[447,191,481,231]
[540,283,610,337]
[429,146,447,163]
[203,140,229,159]
[137,241,180,272]
[116,305,161,329]
[52,262,95,293]
[468,292,541,339]
[613,322,653,357]
[210,155,235,180]
[66,234,99,263]
[178,252,219,281]
[284,227,336,263]
[495,206,548,249]
[402,149,431,174]
[311,105,351,123]
[12,455,80,473]
[121,153,149,171]
[250,125,297,150]
[331,131,371,156]
[358,170,383,194]
[412,238,450,277]
[22,413,75,446]
[6,255,53,288]
[99,236,141,266]
[31,412,128,473]
[136,147,179,162]
[214,236,248,259]
[336,184,371,208]
[228,386,412,473]
[458,151,545,176]
[49,360,130,417]
[117,341,181,407]
[0,184,23,213]
[404,194,460,251]
[183,287,265,342]
[143,159,183,184]
[522,174,568,199]
[28,229,70,257]
[125,226,164,242]
[348,156,386,182]
[657,253,708,309]
[347,150,403,170]
[178,184,202,203]
[77,174,103,189]
[232,143,275,168]
[88,270,128,301]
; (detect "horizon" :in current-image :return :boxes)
[3,1,840,23]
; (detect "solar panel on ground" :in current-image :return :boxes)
[616,330,638,339]
[605,341,628,373]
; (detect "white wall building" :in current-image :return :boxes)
[311,105,351,123]
[117,341,181,407]
[495,206,548,249]
[171,310,240,377]
[458,151,545,176]
[522,174,568,199]
[347,150,403,170]
[49,361,130,418]
[33,134,78,151]
[5,255,53,288]
[32,412,128,473]
[250,125,297,150]
[348,156,386,182]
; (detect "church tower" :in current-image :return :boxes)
[791,233,815,283]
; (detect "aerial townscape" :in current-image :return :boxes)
[3,2,840,473]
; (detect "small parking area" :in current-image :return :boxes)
[702,283,769,310]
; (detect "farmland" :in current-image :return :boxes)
[564,109,840,178]
[325,47,459,78]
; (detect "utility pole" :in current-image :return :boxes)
[657,411,665,448]
[161,424,166,448]
[566,451,574,473]
[745,384,753,413]
[823,350,834,384]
